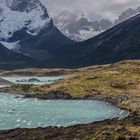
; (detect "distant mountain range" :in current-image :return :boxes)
[115,7,140,24]
[0,0,139,69]
[54,14,140,67]
[54,7,140,41]
[53,11,113,41]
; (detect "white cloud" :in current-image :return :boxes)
[40,0,140,21]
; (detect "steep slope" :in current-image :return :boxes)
[54,7,140,42]
[19,20,74,60]
[115,7,140,24]
[0,0,50,41]
[0,0,74,60]
[0,43,35,70]
[55,14,140,68]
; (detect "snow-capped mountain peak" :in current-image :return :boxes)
[0,0,51,42]
[54,11,112,41]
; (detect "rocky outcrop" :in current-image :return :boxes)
[0,114,139,140]
[0,0,74,69]
[16,78,41,83]
[24,90,72,99]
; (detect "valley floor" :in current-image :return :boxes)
[0,60,140,140]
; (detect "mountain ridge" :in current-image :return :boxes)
[0,43,35,70]
[52,14,140,68]
[0,1,139,69]
[0,0,74,61]
[54,11,113,41]
[54,7,140,41]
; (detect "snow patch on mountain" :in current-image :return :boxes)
[64,28,103,41]
[79,29,102,41]
[0,0,51,41]
[0,41,20,50]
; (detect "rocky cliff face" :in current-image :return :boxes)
[54,11,112,41]
[0,0,73,61]
[0,0,50,42]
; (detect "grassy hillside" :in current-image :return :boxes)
[0,68,78,77]
[2,60,140,111]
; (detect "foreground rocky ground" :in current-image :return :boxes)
[0,60,140,140]
[0,116,139,140]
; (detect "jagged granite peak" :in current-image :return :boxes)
[0,0,51,42]
[54,11,113,41]
[115,7,140,24]
[54,7,140,42]
[0,0,74,63]
[5,0,46,13]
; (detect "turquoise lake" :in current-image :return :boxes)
[0,93,129,130]
[1,76,64,85]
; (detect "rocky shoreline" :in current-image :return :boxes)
[0,116,139,140]
[0,90,127,106]
[0,90,139,140]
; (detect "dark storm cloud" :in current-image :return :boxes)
[40,0,140,21]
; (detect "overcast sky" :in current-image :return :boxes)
[40,0,140,21]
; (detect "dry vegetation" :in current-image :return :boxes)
[0,68,78,77]
[0,60,140,139]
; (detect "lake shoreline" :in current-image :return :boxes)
[0,91,139,139]
[0,91,123,107]
[0,91,139,140]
